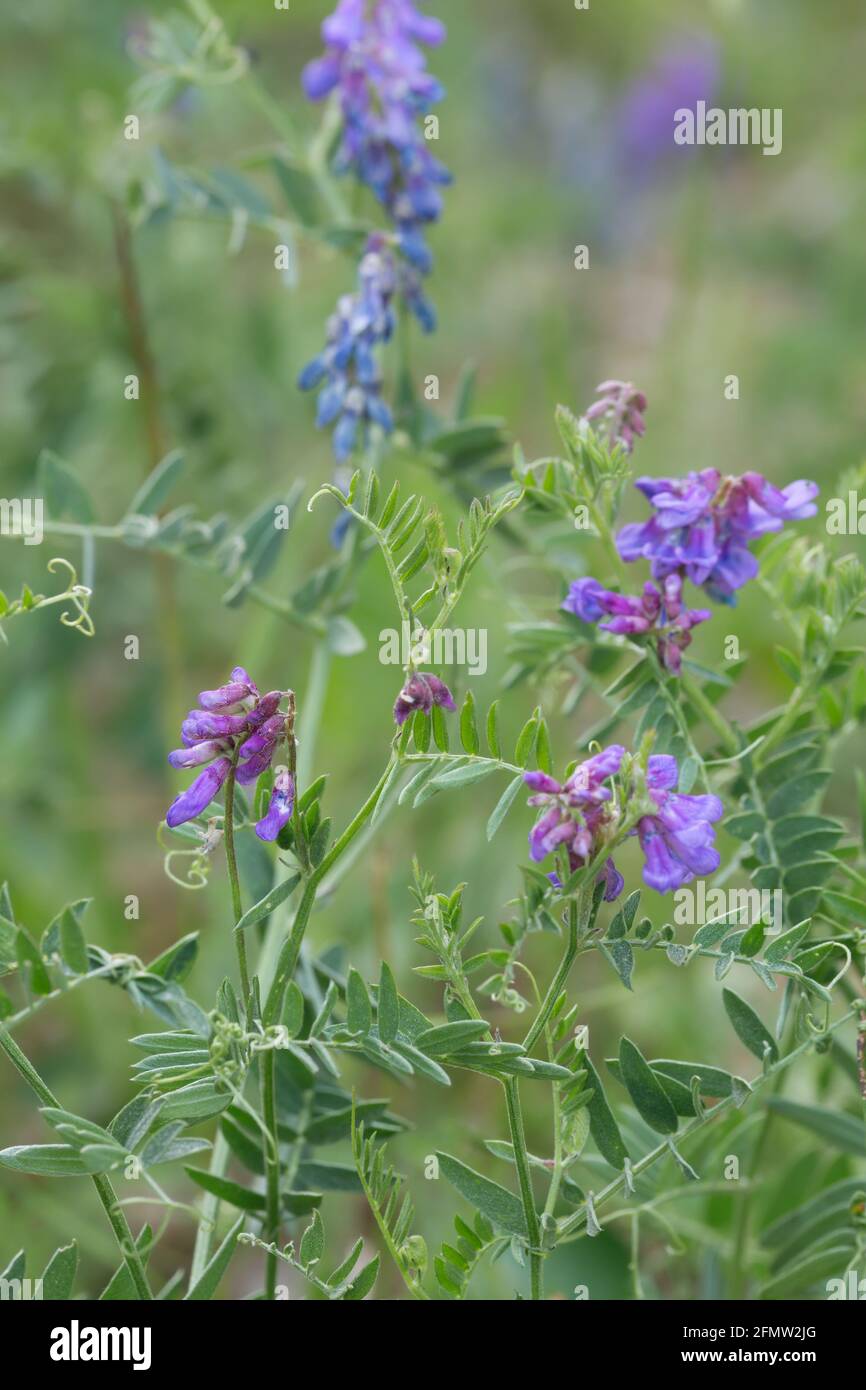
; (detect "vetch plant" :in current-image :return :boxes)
[1,0,865,1309]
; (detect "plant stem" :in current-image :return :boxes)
[260,1051,281,1299]
[263,759,395,1024]
[503,1077,542,1300]
[0,1024,153,1300]
[680,670,740,756]
[189,1127,229,1287]
[223,752,249,1002]
[523,899,580,1055]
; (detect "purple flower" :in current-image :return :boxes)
[166,669,291,840]
[524,747,625,900]
[583,380,647,453]
[617,470,819,601]
[635,755,723,893]
[393,671,456,725]
[618,37,721,179]
[256,769,295,843]
[562,572,712,674]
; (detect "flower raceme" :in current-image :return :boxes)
[563,572,712,674]
[617,468,819,602]
[300,0,450,463]
[524,748,723,896]
[166,668,294,842]
[302,0,451,278]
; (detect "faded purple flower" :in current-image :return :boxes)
[563,572,711,674]
[617,470,819,602]
[635,754,723,893]
[166,668,291,841]
[298,235,397,462]
[618,37,721,179]
[393,671,456,725]
[524,746,625,900]
[583,380,647,454]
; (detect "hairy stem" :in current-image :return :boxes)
[503,1077,542,1300]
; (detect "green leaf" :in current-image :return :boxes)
[581,1053,628,1170]
[600,940,634,991]
[765,1099,865,1156]
[763,919,812,965]
[15,929,51,994]
[346,968,372,1035]
[760,1244,856,1300]
[414,1020,490,1055]
[432,761,497,790]
[127,450,184,516]
[41,1241,78,1299]
[235,874,301,933]
[299,1209,325,1268]
[377,962,399,1046]
[460,692,480,755]
[618,1037,678,1135]
[651,1059,733,1098]
[146,932,199,983]
[343,1254,380,1300]
[185,1217,244,1301]
[436,1152,527,1238]
[59,907,88,975]
[765,772,830,820]
[0,1144,93,1176]
[486,700,502,758]
[282,981,305,1038]
[486,774,524,841]
[185,1168,265,1212]
[722,988,778,1062]
[37,449,94,522]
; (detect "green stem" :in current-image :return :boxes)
[0,1025,153,1301]
[260,1051,281,1299]
[189,1128,229,1288]
[503,1077,542,1300]
[680,670,740,756]
[263,759,395,1025]
[523,899,580,1055]
[223,753,249,1002]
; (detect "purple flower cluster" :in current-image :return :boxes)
[303,0,450,276]
[583,379,647,454]
[563,572,711,674]
[524,747,626,902]
[637,755,722,894]
[617,469,819,602]
[393,670,455,725]
[166,668,294,843]
[298,234,396,461]
[524,747,723,896]
[300,1,450,463]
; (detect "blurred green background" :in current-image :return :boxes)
[1,0,865,1298]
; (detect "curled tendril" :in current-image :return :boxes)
[158,817,223,890]
[47,557,95,637]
